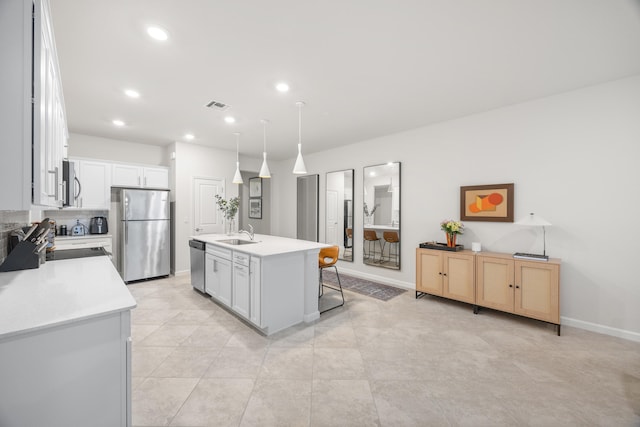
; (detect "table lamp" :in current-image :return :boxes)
[514,212,552,261]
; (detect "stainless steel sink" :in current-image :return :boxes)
[217,239,258,245]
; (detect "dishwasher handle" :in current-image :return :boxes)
[189,240,205,250]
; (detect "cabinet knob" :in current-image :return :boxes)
[509,284,513,288]
[438,272,442,275]
[515,285,520,289]
[443,273,447,277]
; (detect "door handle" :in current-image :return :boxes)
[195,227,202,232]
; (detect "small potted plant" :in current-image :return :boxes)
[440,219,464,247]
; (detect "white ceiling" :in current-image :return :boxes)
[50,0,640,160]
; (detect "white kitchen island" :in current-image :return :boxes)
[0,255,136,427]
[193,233,328,335]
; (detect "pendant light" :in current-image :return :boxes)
[259,119,271,178]
[292,101,307,174]
[232,132,243,184]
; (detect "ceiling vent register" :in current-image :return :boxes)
[205,100,230,111]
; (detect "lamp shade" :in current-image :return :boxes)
[515,213,551,226]
[259,120,271,178]
[232,162,243,184]
[293,144,307,174]
[259,153,271,178]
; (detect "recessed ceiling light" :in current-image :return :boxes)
[275,82,290,92]
[224,116,236,124]
[184,133,194,140]
[112,119,125,127]
[124,89,140,98]
[147,26,169,41]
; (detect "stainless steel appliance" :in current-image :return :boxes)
[89,216,108,234]
[189,239,206,293]
[62,160,81,207]
[115,188,170,282]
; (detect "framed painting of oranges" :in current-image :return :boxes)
[460,183,514,222]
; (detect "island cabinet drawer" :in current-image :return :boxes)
[206,244,232,260]
[233,252,250,266]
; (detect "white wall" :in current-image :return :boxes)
[171,142,265,274]
[272,75,640,340]
[68,133,168,166]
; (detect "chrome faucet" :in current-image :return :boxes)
[239,224,254,240]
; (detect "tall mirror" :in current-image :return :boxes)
[363,162,401,269]
[325,169,354,261]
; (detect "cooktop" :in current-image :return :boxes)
[46,247,108,261]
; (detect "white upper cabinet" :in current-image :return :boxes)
[112,164,169,189]
[0,0,67,209]
[76,160,112,210]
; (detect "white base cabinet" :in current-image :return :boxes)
[0,310,132,427]
[205,245,232,306]
[203,241,308,335]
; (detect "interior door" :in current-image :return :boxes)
[326,190,338,245]
[193,177,224,235]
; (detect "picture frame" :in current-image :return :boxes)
[249,177,262,198]
[249,198,262,219]
[460,183,514,222]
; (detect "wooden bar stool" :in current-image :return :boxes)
[363,229,381,262]
[318,245,344,313]
[382,231,400,267]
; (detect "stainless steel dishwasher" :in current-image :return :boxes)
[189,239,206,292]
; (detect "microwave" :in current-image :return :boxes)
[62,160,81,207]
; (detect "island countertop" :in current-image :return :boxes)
[192,233,329,257]
[0,256,136,340]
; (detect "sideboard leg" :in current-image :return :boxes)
[473,305,479,315]
[557,324,561,336]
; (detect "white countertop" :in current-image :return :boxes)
[363,225,399,231]
[193,233,329,257]
[0,256,136,340]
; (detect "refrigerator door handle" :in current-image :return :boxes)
[124,221,128,244]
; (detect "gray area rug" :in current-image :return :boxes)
[320,270,406,301]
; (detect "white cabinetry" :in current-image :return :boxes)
[232,252,251,318]
[0,0,67,210]
[112,164,169,189]
[205,245,232,305]
[249,256,262,327]
[76,159,112,209]
[0,306,132,427]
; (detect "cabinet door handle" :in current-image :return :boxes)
[138,176,141,186]
[509,284,513,288]
[443,273,447,277]
[144,176,147,186]
[438,272,442,275]
[515,285,520,289]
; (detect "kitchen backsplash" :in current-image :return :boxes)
[0,210,30,264]
[43,209,109,236]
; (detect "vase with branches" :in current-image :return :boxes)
[215,194,240,235]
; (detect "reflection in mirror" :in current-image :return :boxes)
[363,162,400,269]
[325,169,354,261]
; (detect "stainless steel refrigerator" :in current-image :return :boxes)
[115,188,170,283]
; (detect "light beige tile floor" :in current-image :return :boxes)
[129,274,640,427]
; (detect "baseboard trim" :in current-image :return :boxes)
[337,266,414,290]
[174,269,189,276]
[561,316,640,343]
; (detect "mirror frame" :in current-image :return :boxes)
[362,162,401,270]
[325,169,354,262]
